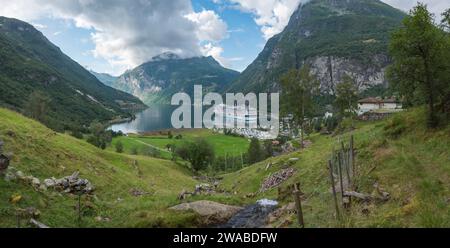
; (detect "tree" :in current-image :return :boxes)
[280,66,319,148]
[387,3,450,127]
[247,138,263,164]
[87,121,112,149]
[25,91,51,123]
[263,140,274,159]
[175,138,215,172]
[168,131,173,139]
[335,74,359,126]
[115,141,124,153]
[442,9,450,30]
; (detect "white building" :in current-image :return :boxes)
[358,97,403,115]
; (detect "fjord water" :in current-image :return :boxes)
[109,104,206,133]
[110,105,176,133]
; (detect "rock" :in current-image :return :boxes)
[130,188,151,197]
[16,171,25,179]
[31,177,41,187]
[4,171,17,181]
[44,178,56,187]
[39,184,47,192]
[288,158,299,162]
[194,184,215,195]
[178,189,192,200]
[25,207,41,218]
[170,201,243,225]
[44,172,94,194]
[29,219,49,228]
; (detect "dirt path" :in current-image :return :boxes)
[131,139,169,153]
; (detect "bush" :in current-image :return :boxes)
[384,115,407,139]
[115,141,124,153]
[130,146,139,155]
[70,130,83,139]
[247,138,263,164]
[325,116,339,132]
[335,117,354,134]
[174,138,215,172]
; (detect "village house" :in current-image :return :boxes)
[358,97,403,116]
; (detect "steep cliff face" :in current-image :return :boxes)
[308,54,389,93]
[114,53,240,104]
[229,0,406,93]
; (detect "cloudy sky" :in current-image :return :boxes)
[0,0,447,75]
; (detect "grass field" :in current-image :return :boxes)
[108,129,250,159]
[219,107,450,227]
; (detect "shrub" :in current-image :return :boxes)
[130,146,139,155]
[70,130,83,139]
[115,141,124,153]
[174,138,215,172]
[384,115,407,139]
[247,138,263,164]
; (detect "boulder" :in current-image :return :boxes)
[44,171,95,194]
[44,178,56,187]
[170,200,243,225]
[31,177,40,188]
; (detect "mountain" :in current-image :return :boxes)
[229,0,406,93]
[114,53,240,104]
[90,70,118,88]
[0,17,145,130]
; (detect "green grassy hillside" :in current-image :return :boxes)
[0,108,199,227]
[219,108,449,227]
[1,107,448,228]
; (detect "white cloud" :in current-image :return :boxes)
[185,9,228,42]
[226,0,306,40]
[381,0,448,22]
[0,0,230,74]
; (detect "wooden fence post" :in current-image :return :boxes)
[350,135,355,179]
[293,184,304,228]
[328,160,340,221]
[337,153,344,201]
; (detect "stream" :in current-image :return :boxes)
[219,199,279,228]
